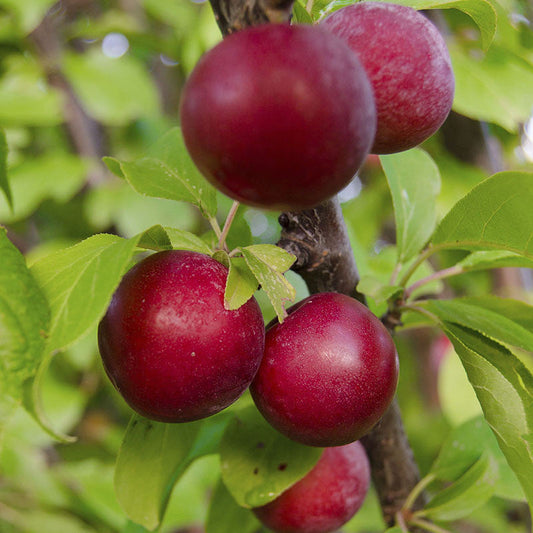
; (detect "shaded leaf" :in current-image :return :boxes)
[219,405,322,508]
[431,416,525,501]
[206,480,261,533]
[0,129,12,209]
[423,453,498,521]
[443,324,533,510]
[137,225,172,251]
[380,148,440,264]
[115,413,230,530]
[0,228,49,440]
[457,250,533,271]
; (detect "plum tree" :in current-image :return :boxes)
[98,250,265,422]
[180,23,376,210]
[252,441,370,533]
[323,2,455,154]
[250,292,399,447]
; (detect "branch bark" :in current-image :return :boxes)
[208,0,425,527]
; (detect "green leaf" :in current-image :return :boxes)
[219,405,322,508]
[244,245,296,273]
[382,0,496,49]
[102,156,125,178]
[118,128,217,218]
[206,480,261,533]
[384,528,405,533]
[164,227,213,255]
[0,129,12,209]
[443,324,533,510]
[63,50,159,125]
[137,225,172,251]
[241,247,296,322]
[431,416,525,501]
[0,0,56,32]
[421,299,533,353]
[357,276,402,304]
[380,148,441,264]
[431,172,533,258]
[292,0,314,23]
[450,44,533,131]
[0,153,88,223]
[225,257,259,311]
[0,228,49,440]
[115,413,230,530]
[457,250,533,272]
[423,453,498,521]
[30,233,141,353]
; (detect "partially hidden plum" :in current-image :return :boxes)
[98,250,265,422]
[180,23,376,210]
[253,441,370,533]
[323,2,455,154]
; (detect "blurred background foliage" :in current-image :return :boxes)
[0,0,532,532]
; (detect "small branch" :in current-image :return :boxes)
[218,201,240,251]
[398,247,436,289]
[410,518,454,533]
[404,265,464,300]
[209,0,294,34]
[208,216,223,240]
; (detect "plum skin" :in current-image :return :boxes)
[250,292,399,447]
[180,23,376,211]
[98,250,265,422]
[323,2,455,154]
[253,441,370,533]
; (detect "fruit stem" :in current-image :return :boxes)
[404,265,464,300]
[402,473,437,512]
[217,201,241,251]
[208,216,223,240]
[409,518,453,533]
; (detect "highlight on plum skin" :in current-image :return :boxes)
[323,1,455,154]
[97,250,265,423]
[251,292,399,447]
[180,23,376,211]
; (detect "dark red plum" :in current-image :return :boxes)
[250,292,398,447]
[323,2,455,154]
[253,441,370,533]
[98,250,265,422]
[180,24,376,210]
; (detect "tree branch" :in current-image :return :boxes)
[209,0,294,34]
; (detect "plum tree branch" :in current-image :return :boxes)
[207,0,426,527]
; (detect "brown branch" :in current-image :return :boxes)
[207,0,425,527]
[209,0,294,34]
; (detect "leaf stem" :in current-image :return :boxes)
[409,518,453,533]
[218,201,240,251]
[390,262,403,285]
[399,303,442,327]
[402,473,437,512]
[404,265,464,300]
[398,247,437,288]
[395,510,410,532]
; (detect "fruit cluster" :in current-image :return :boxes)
[99,5,454,531]
[180,2,454,210]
